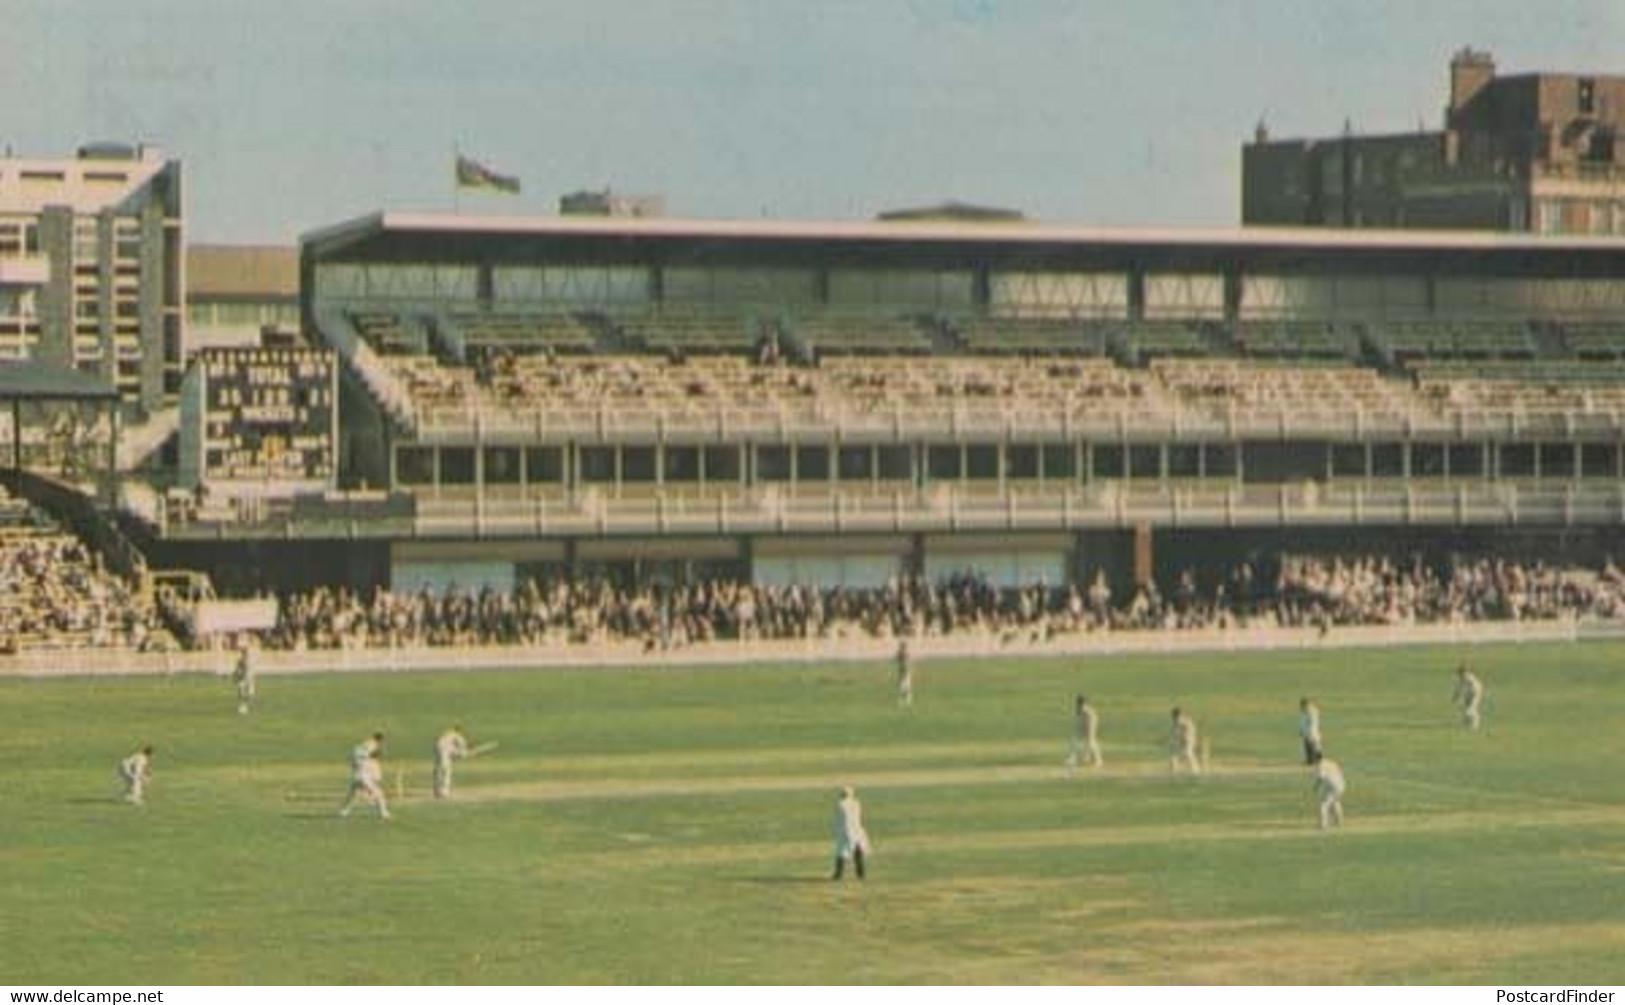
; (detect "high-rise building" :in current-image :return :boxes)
[1243,49,1625,235]
[0,144,184,413]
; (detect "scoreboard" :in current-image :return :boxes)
[180,347,337,494]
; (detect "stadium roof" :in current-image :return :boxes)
[302,211,1625,275]
[0,359,120,401]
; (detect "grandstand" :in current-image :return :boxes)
[86,213,1625,600]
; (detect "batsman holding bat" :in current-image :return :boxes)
[434,724,471,799]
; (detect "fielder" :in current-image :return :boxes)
[1453,663,1484,731]
[339,732,391,819]
[1065,695,1103,771]
[232,645,257,715]
[119,745,153,805]
[895,640,914,707]
[1312,753,1346,830]
[1299,697,1323,765]
[1169,706,1202,774]
[831,785,871,881]
[433,724,470,800]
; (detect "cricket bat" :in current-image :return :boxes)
[467,741,500,759]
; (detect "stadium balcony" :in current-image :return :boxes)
[950,316,1110,356]
[1231,321,1356,360]
[1364,319,1537,364]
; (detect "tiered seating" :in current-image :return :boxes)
[792,314,931,354]
[1412,361,1625,414]
[611,309,758,354]
[347,311,425,355]
[1153,359,1418,422]
[1368,320,1535,361]
[1559,322,1625,359]
[1233,322,1350,359]
[1116,321,1208,359]
[953,317,1109,355]
[0,486,165,653]
[446,310,598,355]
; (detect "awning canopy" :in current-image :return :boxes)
[0,359,120,402]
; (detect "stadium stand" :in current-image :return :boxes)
[951,317,1110,355]
[0,483,170,653]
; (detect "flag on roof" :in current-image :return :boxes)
[455,155,520,194]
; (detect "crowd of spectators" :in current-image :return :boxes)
[253,553,1625,653]
[0,488,168,654]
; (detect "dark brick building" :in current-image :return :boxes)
[1243,49,1625,234]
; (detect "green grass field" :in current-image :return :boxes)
[2,641,1623,984]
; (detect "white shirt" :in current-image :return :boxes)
[350,739,380,782]
[120,751,149,781]
[1455,672,1483,704]
[833,795,870,857]
[1300,704,1321,743]
[1172,714,1198,750]
[435,730,469,762]
[1077,705,1099,739]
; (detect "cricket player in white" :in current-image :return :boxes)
[233,645,256,715]
[433,724,470,799]
[831,785,870,880]
[1453,663,1484,730]
[1066,695,1103,771]
[339,732,390,819]
[1170,706,1201,774]
[1299,697,1323,764]
[119,746,153,805]
[1312,753,1346,830]
[895,640,914,707]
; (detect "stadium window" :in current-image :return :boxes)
[1005,445,1039,480]
[1128,445,1161,480]
[1092,445,1125,480]
[664,446,700,483]
[482,447,521,485]
[396,447,435,486]
[1447,444,1483,479]
[1411,443,1446,478]
[622,447,656,484]
[756,445,792,483]
[1581,443,1619,479]
[1167,444,1201,479]
[579,446,617,484]
[926,445,962,482]
[965,444,999,480]
[1201,443,1237,479]
[1538,443,1575,481]
[838,445,873,482]
[1580,78,1596,115]
[796,445,830,483]
[1041,444,1077,481]
[1370,443,1404,478]
[440,448,475,485]
[525,447,563,484]
[703,445,741,484]
[1498,443,1535,478]
[877,445,912,482]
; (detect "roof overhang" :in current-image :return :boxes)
[301,210,1625,276]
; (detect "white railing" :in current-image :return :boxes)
[407,480,1625,538]
[407,400,1625,444]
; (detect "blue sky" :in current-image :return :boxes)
[3,0,1621,243]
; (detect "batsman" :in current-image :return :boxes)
[434,723,495,799]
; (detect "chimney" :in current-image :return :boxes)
[1449,47,1495,124]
